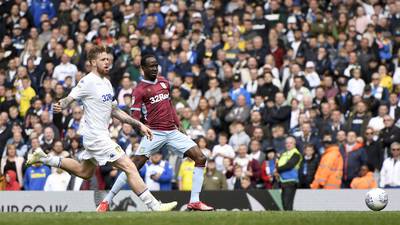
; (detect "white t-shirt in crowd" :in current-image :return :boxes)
[212,144,235,171]
[348,78,366,96]
[53,62,78,84]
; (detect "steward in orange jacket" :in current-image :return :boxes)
[311,137,343,189]
[350,165,377,189]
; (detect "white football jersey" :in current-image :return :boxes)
[69,72,115,140]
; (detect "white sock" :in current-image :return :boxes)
[41,156,61,168]
[138,189,160,210]
[104,172,128,203]
[190,167,205,203]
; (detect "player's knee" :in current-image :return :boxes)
[195,153,207,166]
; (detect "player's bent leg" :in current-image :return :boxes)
[184,147,214,211]
[27,149,95,180]
[111,155,177,212]
[133,155,149,170]
[60,158,96,180]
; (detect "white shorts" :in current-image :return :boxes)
[135,129,197,158]
[80,137,125,166]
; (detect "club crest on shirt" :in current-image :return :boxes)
[160,82,167,89]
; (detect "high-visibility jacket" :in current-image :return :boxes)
[350,172,377,189]
[278,148,302,183]
[311,145,343,189]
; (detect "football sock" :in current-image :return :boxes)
[190,166,205,203]
[138,188,160,210]
[104,172,128,203]
[41,156,61,168]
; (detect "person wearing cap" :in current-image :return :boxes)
[202,159,227,190]
[311,133,343,189]
[139,152,173,191]
[304,61,321,90]
[229,74,251,106]
[11,24,25,53]
[261,147,277,189]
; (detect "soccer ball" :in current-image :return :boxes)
[365,188,388,211]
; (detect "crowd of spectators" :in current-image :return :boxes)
[0,0,400,192]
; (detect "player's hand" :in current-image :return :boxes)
[140,123,153,141]
[54,101,63,113]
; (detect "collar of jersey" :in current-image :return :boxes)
[141,78,158,84]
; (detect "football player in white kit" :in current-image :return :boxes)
[27,45,177,212]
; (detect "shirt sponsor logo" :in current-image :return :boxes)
[149,93,169,104]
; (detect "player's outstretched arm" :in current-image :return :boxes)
[54,97,75,113]
[111,104,153,141]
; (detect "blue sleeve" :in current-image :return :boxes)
[45,166,51,177]
[156,13,165,29]
[139,165,146,179]
[48,2,56,19]
[138,15,147,29]
[24,168,30,190]
[158,163,173,183]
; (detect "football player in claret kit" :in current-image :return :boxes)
[27,46,177,212]
[97,54,214,211]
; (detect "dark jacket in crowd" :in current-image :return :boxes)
[298,154,320,188]
[340,143,367,187]
[364,140,384,171]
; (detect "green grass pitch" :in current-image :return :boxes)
[0,212,399,225]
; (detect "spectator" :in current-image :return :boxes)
[16,76,36,117]
[178,157,194,191]
[48,141,69,173]
[24,162,50,190]
[225,95,250,124]
[5,170,20,191]
[350,165,377,189]
[277,136,302,211]
[227,166,243,190]
[287,76,311,106]
[229,74,251,106]
[388,93,400,122]
[256,72,279,101]
[44,168,71,191]
[212,133,235,172]
[233,144,261,186]
[311,134,343,189]
[249,139,266,165]
[203,159,227,190]
[261,148,277,189]
[368,104,389,132]
[364,127,384,175]
[186,115,206,140]
[1,144,24,188]
[140,152,173,191]
[52,54,77,85]
[299,144,319,189]
[295,122,321,153]
[335,82,353,116]
[370,72,389,102]
[347,67,366,97]
[228,122,251,151]
[379,142,400,188]
[340,131,367,188]
[41,127,56,153]
[379,115,400,156]
[196,137,211,159]
[345,101,371,136]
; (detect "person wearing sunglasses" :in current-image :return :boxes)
[379,142,400,188]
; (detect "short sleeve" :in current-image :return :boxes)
[130,87,144,120]
[69,78,89,100]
